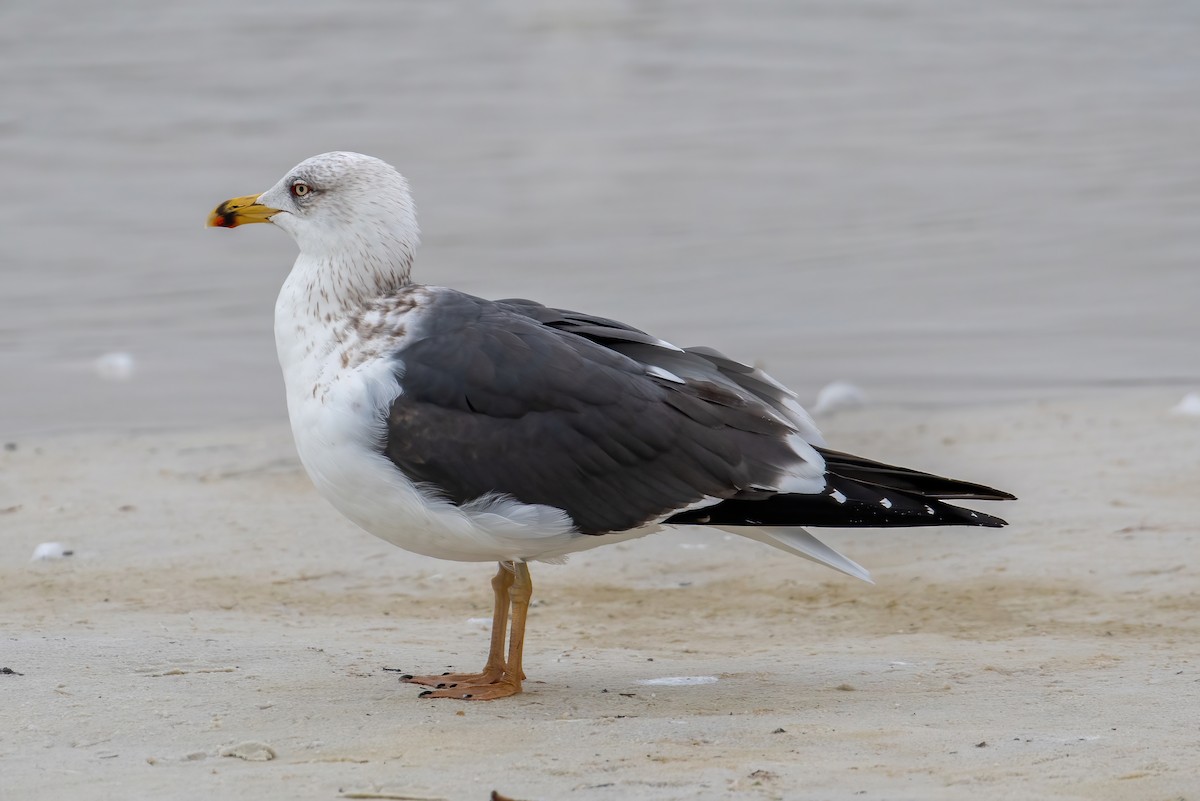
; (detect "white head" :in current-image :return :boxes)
[209,152,421,294]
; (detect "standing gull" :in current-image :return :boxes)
[208,152,1014,700]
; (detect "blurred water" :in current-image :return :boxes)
[2,0,1198,436]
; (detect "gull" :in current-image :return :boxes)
[208,152,1014,700]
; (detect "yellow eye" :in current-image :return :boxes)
[291,182,311,198]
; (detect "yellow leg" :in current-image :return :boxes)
[502,561,532,688]
[402,562,513,688]
[419,562,531,700]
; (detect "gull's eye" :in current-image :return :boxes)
[291,182,312,198]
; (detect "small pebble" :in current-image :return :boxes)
[31,542,73,561]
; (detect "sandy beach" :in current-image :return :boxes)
[3,391,1197,800]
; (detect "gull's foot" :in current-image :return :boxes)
[400,668,504,689]
[416,673,522,701]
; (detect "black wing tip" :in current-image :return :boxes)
[930,484,1017,502]
[958,507,1009,528]
[815,447,1017,502]
[666,474,1013,530]
[666,497,1011,530]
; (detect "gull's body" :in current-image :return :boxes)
[210,152,1013,700]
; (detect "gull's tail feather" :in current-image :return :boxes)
[721,526,873,583]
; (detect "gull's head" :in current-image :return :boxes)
[208,152,420,272]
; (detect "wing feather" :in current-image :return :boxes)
[384,291,805,535]
[383,291,1012,541]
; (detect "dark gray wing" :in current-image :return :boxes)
[383,291,802,535]
[498,298,1013,530]
[495,298,827,445]
[489,297,1013,530]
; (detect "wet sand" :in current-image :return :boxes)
[3,392,1197,800]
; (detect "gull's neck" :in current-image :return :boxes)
[286,251,411,320]
[274,231,417,384]
[280,223,417,322]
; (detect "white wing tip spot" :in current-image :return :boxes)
[879,497,893,509]
[830,489,847,504]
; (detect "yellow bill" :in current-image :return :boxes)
[207,194,281,228]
